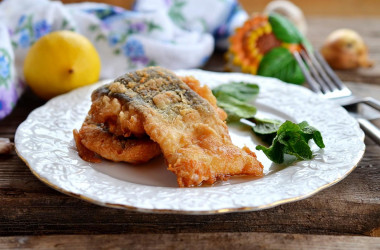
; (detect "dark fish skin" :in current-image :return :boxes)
[92,67,213,119]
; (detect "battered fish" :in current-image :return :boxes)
[87,76,227,138]
[89,66,263,187]
[180,76,227,121]
[74,118,161,164]
[74,74,227,164]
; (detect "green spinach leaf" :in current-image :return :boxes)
[250,117,282,144]
[212,82,325,165]
[212,82,259,121]
[212,81,259,102]
[257,47,305,85]
[269,12,303,44]
[216,93,257,122]
[298,121,325,148]
[256,120,325,164]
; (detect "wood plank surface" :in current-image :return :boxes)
[0,148,378,236]
[1,233,380,250]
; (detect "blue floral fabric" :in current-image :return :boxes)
[0,53,10,80]
[0,0,248,119]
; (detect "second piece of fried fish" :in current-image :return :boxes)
[90,67,263,187]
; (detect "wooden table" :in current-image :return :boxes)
[1,18,380,249]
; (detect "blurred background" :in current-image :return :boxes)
[1,0,379,86]
[59,0,380,16]
[55,0,380,85]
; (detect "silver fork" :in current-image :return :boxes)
[293,49,380,145]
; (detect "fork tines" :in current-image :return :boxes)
[293,49,352,99]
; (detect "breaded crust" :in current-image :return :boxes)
[74,119,161,164]
[91,66,263,187]
[74,74,228,164]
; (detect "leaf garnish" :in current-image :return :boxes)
[212,81,259,102]
[257,47,305,85]
[249,117,282,144]
[255,120,325,164]
[212,82,259,121]
[269,13,303,44]
[212,82,325,165]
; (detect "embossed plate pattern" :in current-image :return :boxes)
[15,70,365,214]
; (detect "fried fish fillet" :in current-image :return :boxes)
[87,76,227,138]
[180,76,227,121]
[74,74,227,164]
[88,66,263,187]
[74,118,161,164]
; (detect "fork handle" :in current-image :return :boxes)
[357,118,380,145]
[363,97,380,112]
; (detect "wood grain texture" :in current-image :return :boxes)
[0,90,45,139]
[1,233,380,249]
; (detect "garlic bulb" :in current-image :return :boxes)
[264,0,307,35]
[0,138,13,154]
[321,29,373,70]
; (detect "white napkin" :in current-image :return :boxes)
[0,0,247,119]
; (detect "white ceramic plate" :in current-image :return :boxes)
[15,70,365,214]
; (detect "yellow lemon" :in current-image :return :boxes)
[24,30,101,100]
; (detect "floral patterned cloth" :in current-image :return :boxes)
[0,0,247,119]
